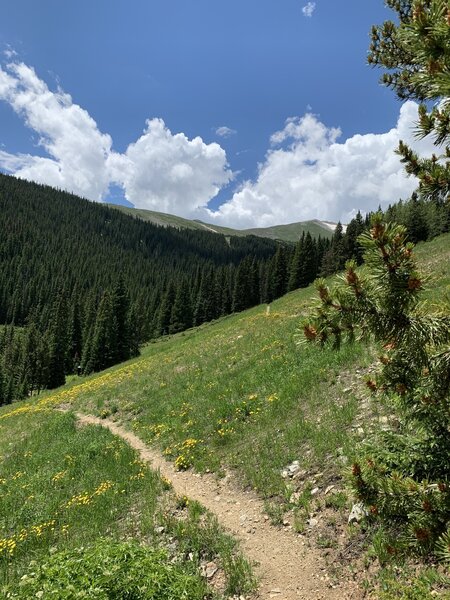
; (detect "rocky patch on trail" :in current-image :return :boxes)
[274,362,399,585]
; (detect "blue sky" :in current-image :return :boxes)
[0,1,435,226]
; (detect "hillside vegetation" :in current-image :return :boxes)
[1,173,366,406]
[108,204,334,242]
[1,232,448,597]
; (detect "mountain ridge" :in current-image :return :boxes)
[106,203,335,242]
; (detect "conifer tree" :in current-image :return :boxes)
[267,246,288,301]
[220,266,233,315]
[18,322,40,396]
[344,211,365,264]
[405,192,429,242]
[299,232,318,288]
[84,290,118,374]
[321,222,346,276]
[288,233,306,292]
[46,290,68,389]
[303,215,450,557]
[157,283,176,336]
[127,302,141,357]
[194,269,216,325]
[112,276,131,361]
[170,279,193,334]
[368,0,450,203]
[232,257,253,312]
[67,300,83,373]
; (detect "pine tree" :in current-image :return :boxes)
[112,276,131,362]
[18,321,40,397]
[344,212,365,264]
[288,233,305,291]
[46,290,68,389]
[303,215,450,557]
[405,193,429,242]
[249,258,260,307]
[221,266,233,315]
[84,290,118,374]
[170,279,193,334]
[232,257,253,312]
[127,302,141,357]
[368,0,450,203]
[299,232,318,288]
[321,222,346,276]
[67,300,83,373]
[194,269,216,325]
[267,246,288,301]
[157,283,176,336]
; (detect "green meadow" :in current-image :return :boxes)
[0,232,449,596]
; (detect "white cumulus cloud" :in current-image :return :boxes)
[0,59,439,229]
[204,102,437,228]
[215,126,237,138]
[302,2,316,18]
[0,61,113,200]
[108,119,232,215]
[0,60,232,216]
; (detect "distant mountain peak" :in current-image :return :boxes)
[108,205,334,242]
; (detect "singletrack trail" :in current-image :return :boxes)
[76,413,363,600]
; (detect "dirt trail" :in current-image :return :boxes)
[76,413,363,600]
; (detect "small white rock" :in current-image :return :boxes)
[348,502,368,524]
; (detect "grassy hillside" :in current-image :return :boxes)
[108,204,334,241]
[241,219,335,241]
[0,233,448,597]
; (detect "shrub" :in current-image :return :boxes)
[303,215,450,559]
[3,539,210,599]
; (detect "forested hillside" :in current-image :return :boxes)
[0,174,339,404]
[1,172,447,406]
[0,174,274,400]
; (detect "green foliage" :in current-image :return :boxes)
[46,290,68,390]
[303,215,450,557]
[436,527,450,563]
[0,173,281,402]
[1,232,447,596]
[288,232,318,290]
[170,279,194,334]
[3,540,209,599]
[374,563,450,599]
[1,172,375,404]
[321,222,347,276]
[0,409,255,597]
[369,0,450,203]
[383,192,450,241]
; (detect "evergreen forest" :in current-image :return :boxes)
[1,172,448,404]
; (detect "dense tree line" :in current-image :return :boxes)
[2,172,442,405]
[0,174,283,403]
[0,174,331,405]
[382,192,450,243]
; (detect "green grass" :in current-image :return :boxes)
[39,288,368,500]
[0,411,254,597]
[242,219,334,241]
[6,540,210,599]
[414,233,450,303]
[0,232,448,596]
[108,204,333,241]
